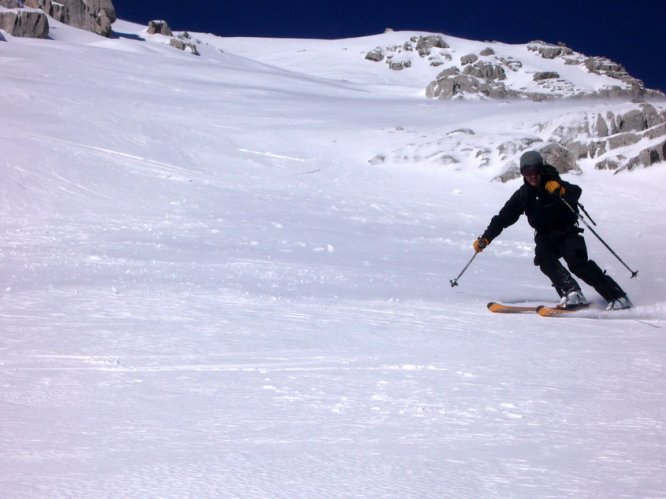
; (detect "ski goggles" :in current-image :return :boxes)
[520,164,541,176]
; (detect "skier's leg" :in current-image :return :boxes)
[534,240,580,298]
[562,234,627,301]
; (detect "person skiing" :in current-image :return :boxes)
[473,150,631,310]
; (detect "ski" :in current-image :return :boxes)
[489,302,652,326]
[487,302,539,314]
[536,304,590,317]
[488,301,591,316]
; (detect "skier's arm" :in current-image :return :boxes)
[541,164,581,204]
[478,190,524,245]
[562,182,581,204]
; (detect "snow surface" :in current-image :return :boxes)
[1,19,666,498]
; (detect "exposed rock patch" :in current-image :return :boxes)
[0,7,48,37]
[364,35,451,70]
[0,0,116,37]
[147,19,172,36]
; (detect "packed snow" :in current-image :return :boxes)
[1,18,665,498]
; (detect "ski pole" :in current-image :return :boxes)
[578,203,597,226]
[450,251,479,287]
[560,198,639,278]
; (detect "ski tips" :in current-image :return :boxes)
[487,302,538,313]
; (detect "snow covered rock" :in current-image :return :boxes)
[144,23,200,56]
[169,36,200,56]
[370,99,666,178]
[425,71,515,100]
[360,33,666,174]
[0,7,48,38]
[527,41,572,59]
[420,37,664,101]
[364,34,450,70]
[637,140,666,167]
[533,71,560,81]
[64,0,116,37]
[415,34,449,55]
[556,104,666,171]
[0,0,116,36]
[364,47,384,62]
[464,60,507,80]
[147,19,172,36]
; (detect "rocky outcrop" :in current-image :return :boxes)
[387,55,411,71]
[364,35,450,70]
[617,106,661,132]
[426,41,569,101]
[583,56,652,98]
[63,0,116,37]
[527,41,573,59]
[533,71,560,81]
[426,74,515,99]
[415,34,448,56]
[535,103,666,174]
[369,102,666,178]
[364,34,665,175]
[365,48,384,62]
[147,19,172,36]
[638,140,666,166]
[497,142,579,182]
[35,0,66,23]
[464,61,507,80]
[594,111,666,172]
[169,32,199,56]
[541,143,579,173]
[364,34,663,101]
[0,0,116,37]
[0,7,49,38]
[595,137,666,171]
[144,23,200,56]
[426,64,515,100]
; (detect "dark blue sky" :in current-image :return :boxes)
[112,0,665,93]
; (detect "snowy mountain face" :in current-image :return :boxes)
[2,16,666,498]
[367,34,655,101]
[217,30,666,178]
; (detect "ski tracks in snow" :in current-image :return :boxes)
[2,285,666,496]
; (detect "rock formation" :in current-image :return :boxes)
[0,0,116,37]
[364,34,666,175]
[0,7,48,37]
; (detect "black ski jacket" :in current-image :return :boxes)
[481,164,582,242]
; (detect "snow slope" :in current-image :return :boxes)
[1,19,666,498]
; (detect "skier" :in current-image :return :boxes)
[473,150,631,310]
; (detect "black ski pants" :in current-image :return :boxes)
[534,230,625,302]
